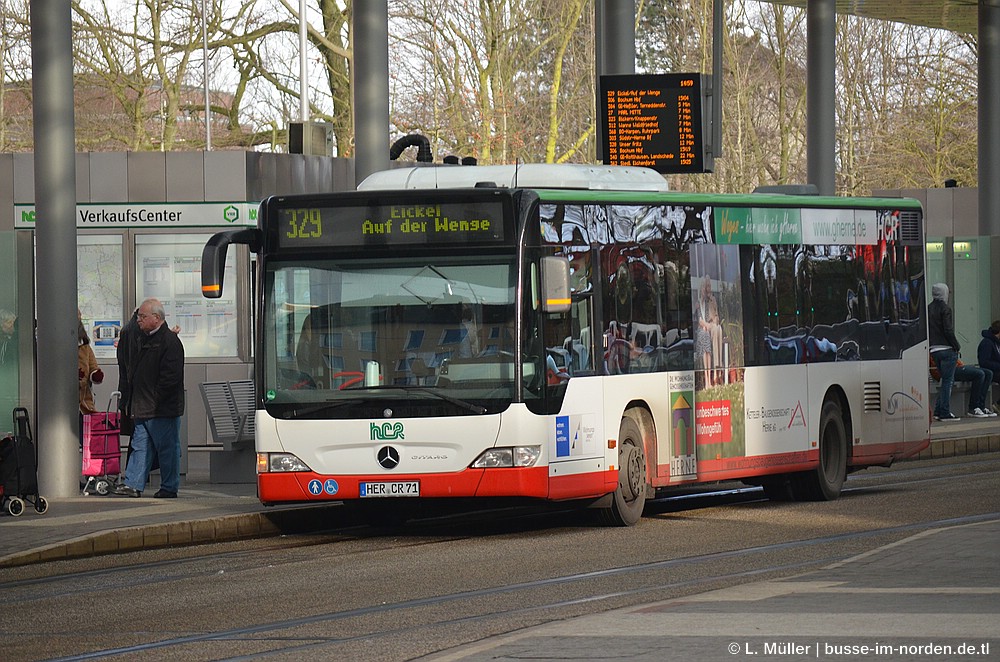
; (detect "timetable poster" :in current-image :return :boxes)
[137,239,239,357]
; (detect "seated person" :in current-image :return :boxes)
[977,321,1000,414]
[930,356,996,418]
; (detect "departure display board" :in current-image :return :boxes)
[276,200,507,248]
[599,73,708,174]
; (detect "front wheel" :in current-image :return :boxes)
[597,416,648,526]
[6,497,24,517]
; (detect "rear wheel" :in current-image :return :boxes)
[795,398,847,501]
[597,415,648,526]
[33,496,48,514]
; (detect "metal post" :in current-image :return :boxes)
[806,0,836,195]
[203,0,211,150]
[980,3,1000,237]
[31,0,80,498]
[594,0,635,160]
[353,0,390,186]
[711,0,723,160]
[299,0,309,122]
[602,0,635,75]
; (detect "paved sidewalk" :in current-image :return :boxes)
[423,518,1000,661]
[1,418,998,569]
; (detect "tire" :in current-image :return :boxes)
[95,479,111,496]
[7,497,24,517]
[34,496,48,514]
[796,398,847,501]
[597,415,648,526]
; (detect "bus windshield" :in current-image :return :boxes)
[263,254,520,418]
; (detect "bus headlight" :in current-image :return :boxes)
[471,445,541,469]
[258,453,311,473]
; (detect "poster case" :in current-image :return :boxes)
[135,234,239,358]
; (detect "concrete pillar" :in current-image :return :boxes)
[806,0,837,196]
[981,3,1000,321]
[31,0,80,498]
[980,2,1000,236]
[353,0,390,186]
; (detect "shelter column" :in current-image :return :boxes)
[806,0,836,196]
[353,0,390,186]
[31,0,80,498]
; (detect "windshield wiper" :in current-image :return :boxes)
[284,399,365,418]
[341,385,487,415]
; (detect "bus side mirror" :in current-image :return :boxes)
[541,256,571,313]
[201,229,260,299]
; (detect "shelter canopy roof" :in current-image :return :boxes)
[771,1,980,34]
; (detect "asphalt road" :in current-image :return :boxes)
[2,453,998,662]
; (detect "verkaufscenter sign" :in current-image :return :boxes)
[14,202,258,228]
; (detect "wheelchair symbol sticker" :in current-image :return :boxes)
[324,479,339,495]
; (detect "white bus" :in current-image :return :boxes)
[202,164,929,525]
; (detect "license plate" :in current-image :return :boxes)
[359,481,420,497]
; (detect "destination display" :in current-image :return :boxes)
[276,200,507,248]
[599,73,707,174]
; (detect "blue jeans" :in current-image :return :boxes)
[932,349,959,417]
[956,364,993,411]
[123,417,181,493]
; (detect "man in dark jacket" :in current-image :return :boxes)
[116,307,141,436]
[978,320,1000,413]
[113,298,185,498]
[928,283,961,421]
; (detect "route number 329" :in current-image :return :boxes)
[285,208,322,239]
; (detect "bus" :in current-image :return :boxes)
[201,164,929,525]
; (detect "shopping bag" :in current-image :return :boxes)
[82,394,122,477]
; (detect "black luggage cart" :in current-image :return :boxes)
[0,407,48,517]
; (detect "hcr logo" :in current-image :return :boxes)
[21,210,36,224]
[371,422,404,441]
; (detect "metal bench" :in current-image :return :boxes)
[199,380,256,451]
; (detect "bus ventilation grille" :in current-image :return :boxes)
[864,381,882,412]
[899,210,922,244]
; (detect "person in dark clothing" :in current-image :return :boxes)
[978,320,1000,414]
[116,308,141,428]
[0,309,19,420]
[928,283,961,421]
[112,298,185,498]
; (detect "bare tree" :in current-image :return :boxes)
[389,0,594,164]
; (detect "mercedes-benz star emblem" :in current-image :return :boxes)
[377,446,400,470]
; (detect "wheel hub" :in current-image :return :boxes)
[619,444,645,501]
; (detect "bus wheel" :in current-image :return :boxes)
[796,398,847,501]
[598,416,648,526]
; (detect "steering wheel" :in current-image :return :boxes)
[333,371,365,390]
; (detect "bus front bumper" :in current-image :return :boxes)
[258,466,551,504]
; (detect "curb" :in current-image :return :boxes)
[914,433,1000,459]
[0,504,343,569]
